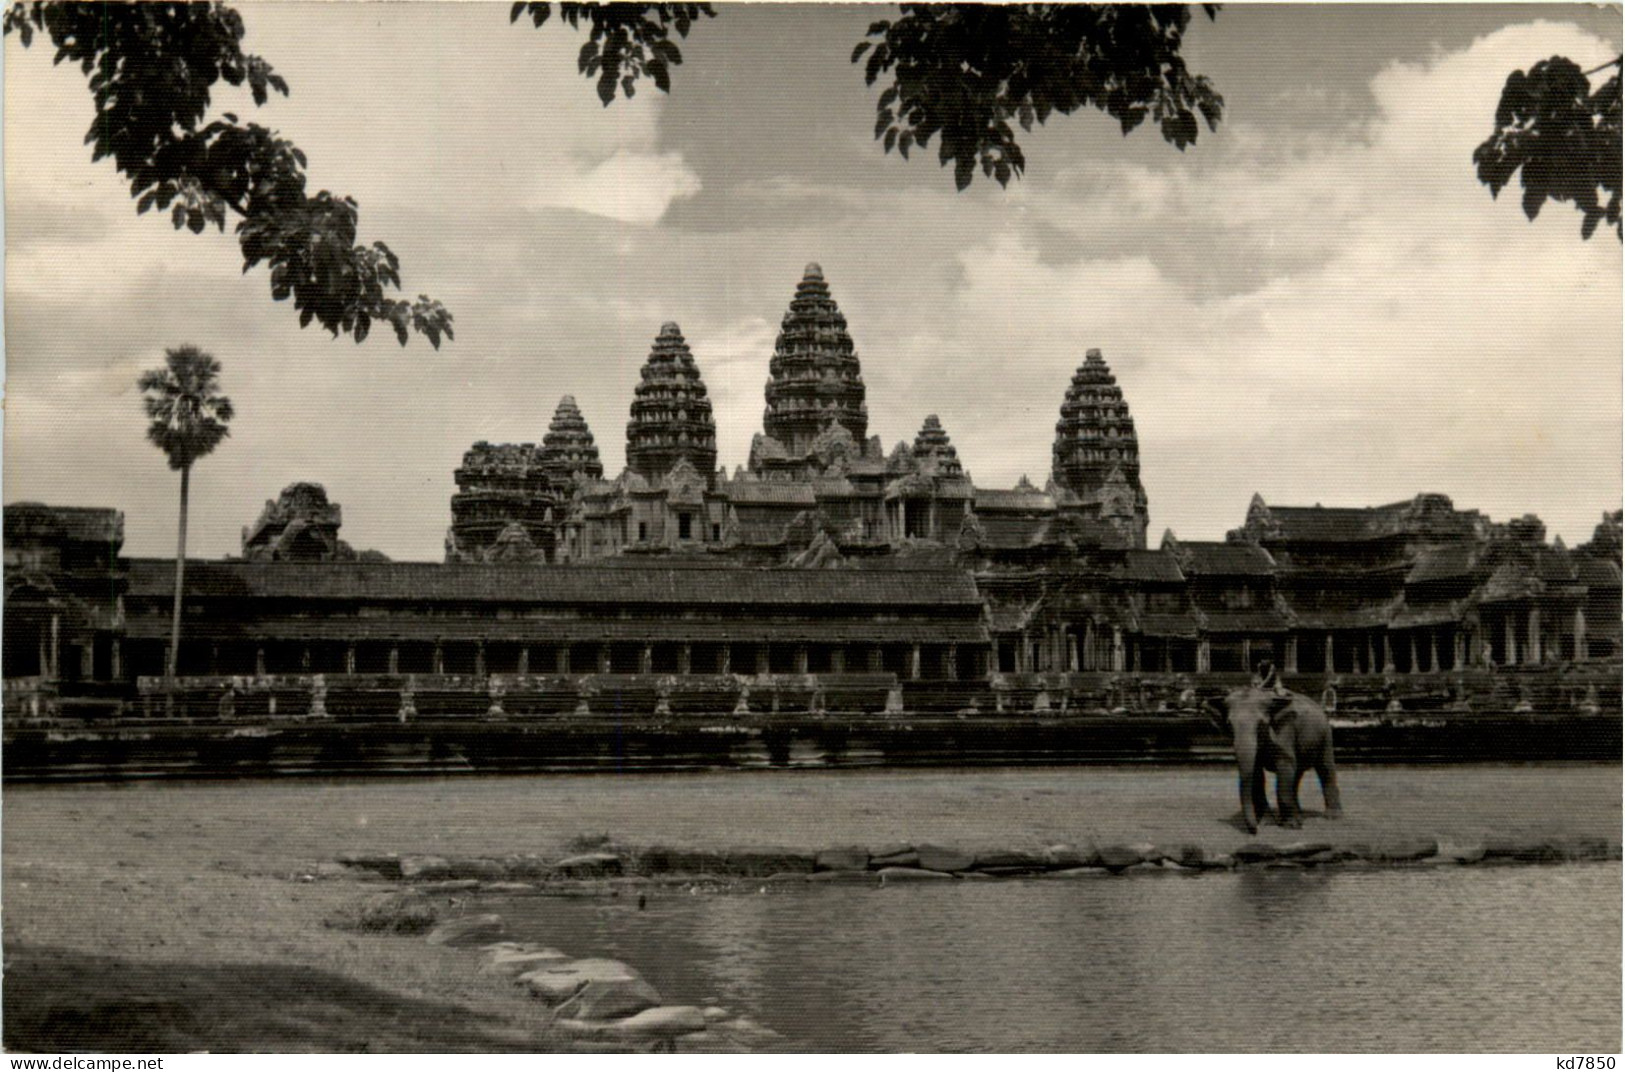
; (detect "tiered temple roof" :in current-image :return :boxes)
[626,322,717,485]
[447,441,555,561]
[762,263,868,456]
[242,482,353,562]
[911,414,963,478]
[539,395,603,496]
[1052,348,1144,502]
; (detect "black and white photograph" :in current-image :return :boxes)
[1,0,1620,1056]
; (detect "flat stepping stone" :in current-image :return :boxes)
[970,849,1048,872]
[424,913,504,946]
[878,866,953,883]
[554,977,664,1021]
[1152,844,1207,868]
[637,847,731,874]
[484,947,569,974]
[1096,844,1149,870]
[1373,838,1439,863]
[815,846,869,871]
[400,854,453,880]
[445,857,508,880]
[725,848,815,875]
[553,853,623,878]
[521,957,661,1021]
[569,1005,708,1041]
[805,869,874,884]
[336,851,401,876]
[1232,841,1284,862]
[1044,866,1111,879]
[869,847,921,869]
[1041,843,1098,869]
[916,844,975,873]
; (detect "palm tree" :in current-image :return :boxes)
[138,346,233,685]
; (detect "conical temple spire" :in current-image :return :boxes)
[762,263,868,456]
[1052,347,1148,545]
[540,394,603,495]
[626,322,717,484]
[912,413,963,477]
[1053,348,1142,492]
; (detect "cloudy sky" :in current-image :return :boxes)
[5,3,1620,561]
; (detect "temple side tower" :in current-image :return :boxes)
[626,322,718,486]
[1051,348,1149,548]
[911,414,964,478]
[447,443,553,562]
[539,395,603,498]
[760,263,869,458]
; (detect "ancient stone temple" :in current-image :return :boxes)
[751,264,881,480]
[1051,348,1149,548]
[446,441,555,563]
[5,261,1620,725]
[242,483,360,563]
[539,395,604,498]
[626,322,718,486]
[885,415,974,542]
[445,397,605,564]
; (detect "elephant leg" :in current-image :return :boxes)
[1275,756,1302,828]
[1238,773,1262,833]
[1237,774,1257,833]
[1317,757,1343,818]
[1249,765,1271,828]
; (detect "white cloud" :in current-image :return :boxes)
[872,20,1622,544]
[531,149,701,224]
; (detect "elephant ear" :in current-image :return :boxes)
[1263,696,1298,730]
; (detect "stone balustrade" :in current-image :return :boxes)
[4,663,1611,727]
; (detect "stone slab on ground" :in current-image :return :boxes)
[725,848,816,876]
[552,853,623,878]
[424,914,504,947]
[1097,844,1149,871]
[553,977,663,1021]
[915,844,975,873]
[483,947,569,974]
[399,854,452,880]
[878,866,954,884]
[556,1005,709,1042]
[815,846,869,872]
[805,869,875,884]
[519,957,653,1010]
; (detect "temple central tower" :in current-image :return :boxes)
[626,322,718,486]
[1052,347,1149,547]
[762,263,868,455]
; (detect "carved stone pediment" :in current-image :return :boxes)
[663,457,707,504]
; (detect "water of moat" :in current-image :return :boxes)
[491,862,1621,1052]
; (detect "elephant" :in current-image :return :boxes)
[1210,686,1342,833]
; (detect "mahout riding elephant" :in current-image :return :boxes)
[1209,686,1342,833]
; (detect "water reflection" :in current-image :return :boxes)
[493,864,1620,1052]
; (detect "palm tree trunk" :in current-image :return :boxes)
[166,462,190,686]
